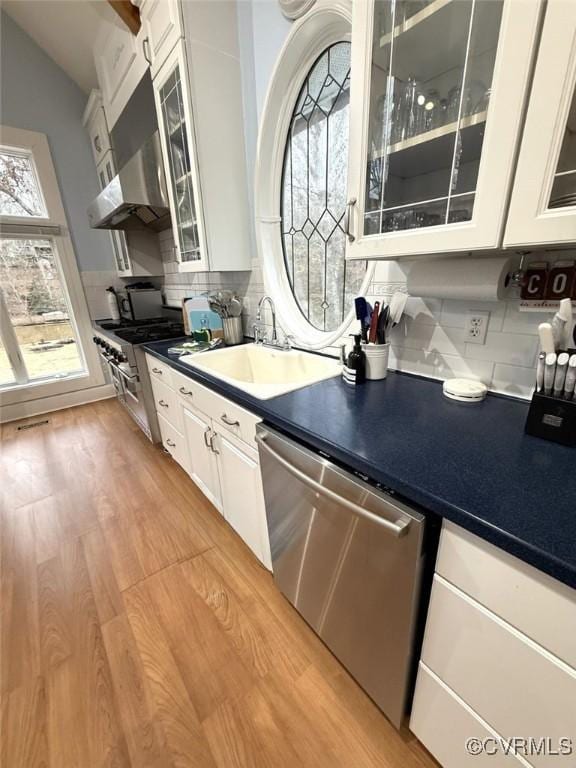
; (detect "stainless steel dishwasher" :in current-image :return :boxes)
[255,425,428,728]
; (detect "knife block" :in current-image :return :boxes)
[525,391,576,446]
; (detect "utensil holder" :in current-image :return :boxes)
[525,391,576,446]
[362,343,390,381]
[222,316,243,346]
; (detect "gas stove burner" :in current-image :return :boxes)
[114,322,185,344]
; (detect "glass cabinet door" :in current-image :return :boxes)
[504,0,576,248]
[346,0,542,258]
[156,53,204,267]
[364,0,503,236]
[547,89,576,211]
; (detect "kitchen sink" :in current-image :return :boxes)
[179,343,341,399]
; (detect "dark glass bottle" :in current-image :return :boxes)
[342,334,366,386]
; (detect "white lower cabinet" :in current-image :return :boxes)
[146,354,270,568]
[182,405,222,512]
[216,432,271,570]
[411,522,576,768]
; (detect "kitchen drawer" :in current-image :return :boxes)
[150,376,182,433]
[437,522,576,669]
[411,664,524,768]
[157,412,189,475]
[421,576,576,768]
[171,368,199,409]
[169,370,261,448]
[197,387,261,448]
[146,354,174,389]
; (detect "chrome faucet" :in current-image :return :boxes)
[256,295,278,345]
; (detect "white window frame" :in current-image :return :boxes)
[254,0,374,350]
[0,126,105,410]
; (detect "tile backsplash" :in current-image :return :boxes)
[116,228,565,401]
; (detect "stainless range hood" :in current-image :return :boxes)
[87,132,170,232]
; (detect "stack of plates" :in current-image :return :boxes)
[549,192,576,209]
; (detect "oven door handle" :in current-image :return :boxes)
[109,360,139,383]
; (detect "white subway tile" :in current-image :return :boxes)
[391,322,466,356]
[492,363,536,399]
[502,300,550,335]
[465,332,538,367]
[434,355,494,386]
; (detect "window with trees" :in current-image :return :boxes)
[0,140,87,390]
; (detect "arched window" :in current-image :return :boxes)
[255,0,373,350]
[280,42,366,332]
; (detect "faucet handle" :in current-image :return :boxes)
[282,334,294,350]
[252,323,263,344]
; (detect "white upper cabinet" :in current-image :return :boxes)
[139,0,183,77]
[94,20,149,130]
[346,0,543,260]
[152,2,252,273]
[153,42,210,271]
[505,0,576,248]
[82,91,112,167]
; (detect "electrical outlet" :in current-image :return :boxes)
[465,310,490,344]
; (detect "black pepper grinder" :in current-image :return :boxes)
[342,334,366,386]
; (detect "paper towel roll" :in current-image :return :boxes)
[406,256,512,301]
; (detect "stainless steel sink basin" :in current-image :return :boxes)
[179,344,341,399]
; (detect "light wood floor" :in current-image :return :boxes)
[0,399,438,768]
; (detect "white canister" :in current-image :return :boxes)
[106,288,120,322]
[362,343,390,380]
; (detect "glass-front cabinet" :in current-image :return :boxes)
[346,0,543,260]
[153,42,208,272]
[505,0,576,248]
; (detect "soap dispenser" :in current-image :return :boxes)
[342,334,366,386]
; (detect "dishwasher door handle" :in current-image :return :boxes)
[255,433,410,538]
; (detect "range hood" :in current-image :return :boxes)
[87,132,170,232]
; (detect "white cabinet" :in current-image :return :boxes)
[151,9,252,273]
[216,432,271,568]
[410,522,576,768]
[145,354,271,568]
[505,0,576,248]
[83,91,112,167]
[182,405,222,512]
[345,0,543,260]
[140,0,182,76]
[94,21,149,130]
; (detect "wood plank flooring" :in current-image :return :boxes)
[0,399,438,767]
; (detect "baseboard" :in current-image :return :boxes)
[0,384,115,424]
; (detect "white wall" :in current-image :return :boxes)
[0,11,116,273]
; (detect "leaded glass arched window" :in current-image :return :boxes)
[280,42,366,332]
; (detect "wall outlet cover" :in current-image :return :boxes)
[465,310,490,344]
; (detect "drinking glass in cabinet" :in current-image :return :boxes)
[365,0,503,235]
[548,89,576,210]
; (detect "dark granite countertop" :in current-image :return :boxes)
[144,339,576,591]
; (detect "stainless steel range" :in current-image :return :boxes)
[93,318,185,441]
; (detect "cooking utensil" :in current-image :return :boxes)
[355,297,368,343]
[377,305,389,344]
[369,302,380,344]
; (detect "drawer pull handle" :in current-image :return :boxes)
[152,367,163,374]
[158,399,169,408]
[166,438,176,448]
[221,413,240,427]
[179,386,193,396]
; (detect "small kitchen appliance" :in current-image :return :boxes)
[117,285,163,322]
